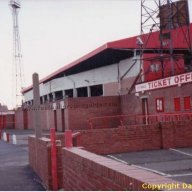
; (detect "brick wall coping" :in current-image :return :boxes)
[29,135,61,146]
[63,147,185,191]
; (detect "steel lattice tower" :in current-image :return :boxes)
[10,0,24,108]
[140,0,192,77]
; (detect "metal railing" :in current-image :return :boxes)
[88,112,192,129]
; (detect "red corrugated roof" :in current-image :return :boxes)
[22,23,192,93]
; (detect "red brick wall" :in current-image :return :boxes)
[28,136,63,190]
[65,96,120,131]
[77,124,161,154]
[73,121,192,155]
[28,136,51,189]
[103,77,137,96]
[62,147,179,191]
[121,94,142,115]
[29,121,192,190]
[103,82,119,96]
[15,108,24,129]
[45,121,192,155]
[0,114,15,129]
[15,105,57,131]
[121,83,192,115]
[161,121,192,148]
[16,96,120,131]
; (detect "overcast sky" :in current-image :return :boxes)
[0,0,191,109]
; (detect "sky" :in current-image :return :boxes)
[0,0,191,109]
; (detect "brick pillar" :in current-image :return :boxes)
[33,73,42,138]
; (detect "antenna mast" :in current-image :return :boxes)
[10,0,24,108]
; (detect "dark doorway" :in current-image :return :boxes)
[23,110,28,129]
[54,110,57,131]
[61,109,65,132]
[142,98,149,124]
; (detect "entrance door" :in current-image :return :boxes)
[61,109,65,132]
[54,110,57,131]
[142,98,149,124]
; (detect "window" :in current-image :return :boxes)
[65,89,73,98]
[77,87,88,97]
[174,97,181,111]
[55,91,63,100]
[90,85,103,96]
[184,54,192,72]
[156,98,164,112]
[184,96,191,111]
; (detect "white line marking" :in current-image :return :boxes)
[107,155,131,165]
[166,173,192,178]
[107,155,169,176]
[169,148,192,157]
[108,152,192,178]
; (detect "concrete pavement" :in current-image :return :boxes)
[0,140,45,191]
[108,148,192,184]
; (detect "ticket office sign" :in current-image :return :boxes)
[135,72,192,92]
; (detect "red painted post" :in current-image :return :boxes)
[65,130,73,147]
[6,133,10,143]
[50,128,58,190]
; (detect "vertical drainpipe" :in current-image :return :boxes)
[42,96,45,104]
[52,92,56,102]
[119,49,137,94]
[117,61,121,95]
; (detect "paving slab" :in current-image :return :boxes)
[0,140,45,191]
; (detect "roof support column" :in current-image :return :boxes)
[42,96,45,104]
[73,88,77,98]
[52,92,56,102]
[87,86,91,97]
[47,94,50,102]
[62,90,66,99]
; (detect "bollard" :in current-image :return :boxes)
[0,130,1,140]
[65,130,72,147]
[3,132,6,141]
[50,128,58,190]
[12,134,17,145]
